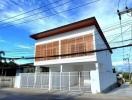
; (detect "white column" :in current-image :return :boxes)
[60,65,63,90]
[90,63,101,94]
[48,68,52,91]
[68,72,70,91]
[34,66,40,88]
[35,66,40,73]
[27,73,29,88]
[79,72,81,90]
[60,65,63,72]
[14,73,21,88]
[14,66,21,88]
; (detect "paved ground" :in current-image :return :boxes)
[106,82,132,96]
[0,84,132,100]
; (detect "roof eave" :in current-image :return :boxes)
[30,17,112,53]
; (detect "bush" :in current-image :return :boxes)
[130,80,132,84]
[123,73,129,80]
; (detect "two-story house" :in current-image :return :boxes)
[15,17,116,93]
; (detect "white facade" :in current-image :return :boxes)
[33,25,116,93]
[34,26,96,66]
[15,19,116,93]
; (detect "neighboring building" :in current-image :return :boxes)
[0,61,18,76]
[19,63,35,73]
[17,63,49,73]
[15,17,116,93]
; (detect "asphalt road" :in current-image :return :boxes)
[0,88,75,100]
[0,85,132,100]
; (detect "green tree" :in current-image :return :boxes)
[8,60,17,67]
[0,51,5,75]
[0,51,5,62]
[112,66,116,73]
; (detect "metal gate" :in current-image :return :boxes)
[19,71,91,92]
[20,73,49,89]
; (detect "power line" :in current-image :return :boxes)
[3,38,131,54]
[1,31,131,54]
[116,6,132,64]
[118,0,121,9]
[9,0,22,7]
[0,0,73,25]
[125,0,128,7]
[4,0,130,32]
[0,0,131,35]
[117,7,132,19]
[128,25,132,59]
[1,27,131,57]
[103,19,132,31]
[0,0,101,29]
[0,0,63,23]
[109,27,130,42]
[2,43,132,60]
[0,0,100,24]
[117,5,132,79]
[119,20,125,60]
[111,38,132,43]
[103,21,132,32]
[0,0,131,37]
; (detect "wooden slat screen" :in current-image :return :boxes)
[35,34,93,61]
[61,34,93,58]
[35,41,59,61]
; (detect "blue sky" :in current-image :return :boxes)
[0,0,132,70]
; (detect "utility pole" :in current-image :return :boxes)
[123,58,131,81]
[117,6,132,81]
[117,7,132,20]
[128,58,131,81]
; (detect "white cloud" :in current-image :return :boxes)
[0,0,69,34]
[0,0,48,32]
[15,59,34,65]
[0,4,4,9]
[79,0,117,27]
[17,44,33,49]
[0,37,6,43]
[0,0,131,65]
[48,0,70,18]
[0,0,131,34]
[0,39,6,43]
[112,61,132,66]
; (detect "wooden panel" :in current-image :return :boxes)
[51,41,59,59]
[61,40,68,58]
[76,36,84,56]
[35,45,41,61]
[76,36,83,43]
[84,34,93,52]
[42,44,46,60]
[61,34,93,57]
[46,42,51,60]
[68,38,75,57]
[35,34,93,61]
[35,41,59,61]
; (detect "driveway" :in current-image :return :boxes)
[106,82,132,96]
[0,84,132,100]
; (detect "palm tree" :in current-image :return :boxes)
[0,51,5,75]
[0,51,5,62]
